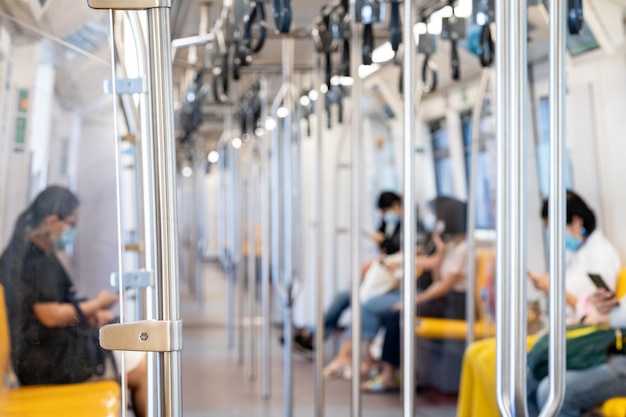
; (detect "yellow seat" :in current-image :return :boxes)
[0,285,121,417]
[416,249,496,340]
[457,268,626,417]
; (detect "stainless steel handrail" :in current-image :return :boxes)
[539,0,567,415]
[466,67,492,346]
[313,51,326,417]
[402,0,417,415]
[349,3,362,416]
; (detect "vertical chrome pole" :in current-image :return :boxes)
[260,76,272,399]
[508,0,529,414]
[235,141,245,365]
[466,68,492,346]
[402,0,416,415]
[349,8,362,417]
[127,10,159,415]
[313,53,326,417]
[282,37,295,417]
[146,7,183,417]
[495,0,513,413]
[226,114,236,351]
[248,144,257,380]
[539,0,567,415]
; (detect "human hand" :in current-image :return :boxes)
[96,290,119,310]
[433,231,445,252]
[392,301,403,311]
[590,289,619,315]
[583,311,611,326]
[528,271,549,293]
[89,310,116,328]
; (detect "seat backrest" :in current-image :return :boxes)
[615,268,626,299]
[0,284,9,386]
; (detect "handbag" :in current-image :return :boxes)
[359,254,402,302]
[527,324,626,380]
[68,293,117,378]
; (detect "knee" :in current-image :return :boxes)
[127,354,147,390]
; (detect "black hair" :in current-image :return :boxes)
[377,191,402,210]
[429,196,467,236]
[0,186,79,287]
[540,190,596,235]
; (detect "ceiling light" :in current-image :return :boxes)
[207,151,219,163]
[182,166,193,177]
[299,95,311,106]
[372,41,394,64]
[264,117,277,130]
[232,137,242,149]
[277,107,289,118]
[308,90,319,101]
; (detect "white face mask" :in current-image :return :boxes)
[422,213,437,232]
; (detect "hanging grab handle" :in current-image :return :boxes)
[389,0,402,53]
[478,24,494,67]
[567,0,583,35]
[451,38,460,80]
[243,1,267,53]
[362,22,373,65]
[273,0,292,33]
[422,54,438,93]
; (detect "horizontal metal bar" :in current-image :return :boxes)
[110,270,153,288]
[172,33,215,50]
[104,77,144,94]
[88,0,171,9]
[100,320,183,351]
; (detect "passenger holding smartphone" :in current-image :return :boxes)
[528,191,620,323]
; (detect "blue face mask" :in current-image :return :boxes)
[565,231,583,252]
[383,212,401,226]
[422,213,437,232]
[59,226,77,247]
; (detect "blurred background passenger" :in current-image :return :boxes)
[0,186,147,417]
[528,190,620,322]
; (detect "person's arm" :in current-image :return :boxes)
[33,290,118,328]
[415,271,464,305]
[527,271,580,309]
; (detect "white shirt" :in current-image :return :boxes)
[568,229,621,320]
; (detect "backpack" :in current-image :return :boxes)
[527,324,626,380]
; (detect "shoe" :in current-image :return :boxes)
[294,332,314,352]
[361,375,401,394]
[323,360,351,379]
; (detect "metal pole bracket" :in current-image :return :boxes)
[88,0,171,9]
[100,320,183,352]
[110,269,153,288]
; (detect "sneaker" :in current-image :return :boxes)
[294,332,314,352]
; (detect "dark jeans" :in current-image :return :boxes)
[380,291,467,368]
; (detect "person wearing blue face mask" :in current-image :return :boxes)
[528,190,620,323]
[372,191,403,255]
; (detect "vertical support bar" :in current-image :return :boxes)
[466,68,492,346]
[313,52,325,417]
[402,0,416,415]
[260,76,272,399]
[225,114,236,351]
[248,144,257,381]
[349,9,362,417]
[508,0,529,414]
[539,0,567,415]
[127,11,159,415]
[107,11,129,416]
[235,142,245,365]
[495,0,512,412]
[146,7,183,417]
[282,37,295,417]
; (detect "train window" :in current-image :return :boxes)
[536,97,574,197]
[461,112,496,229]
[430,118,456,197]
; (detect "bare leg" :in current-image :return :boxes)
[378,362,397,387]
[323,340,353,377]
[126,355,147,417]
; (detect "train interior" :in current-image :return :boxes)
[1,0,626,416]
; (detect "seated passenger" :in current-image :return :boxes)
[528,190,620,322]
[0,186,147,417]
[289,191,405,354]
[456,190,621,417]
[527,288,626,417]
[361,197,467,392]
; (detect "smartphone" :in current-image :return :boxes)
[588,273,612,292]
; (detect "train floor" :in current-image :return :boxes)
[179,262,458,417]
